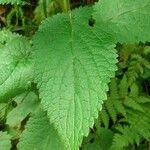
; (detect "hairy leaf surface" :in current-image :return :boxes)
[18,109,65,150]
[94,0,150,43]
[33,6,117,149]
[0,30,33,102]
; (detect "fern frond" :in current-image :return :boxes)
[105,98,117,123]
[101,78,126,126]
[124,97,144,112]
[129,83,139,98]
[119,75,128,99]
[127,60,141,85]
[127,53,150,85]
[110,78,126,116]
[131,54,150,69]
[136,96,150,103]
[100,107,109,128]
[111,105,150,150]
[111,126,140,150]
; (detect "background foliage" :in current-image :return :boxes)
[0,0,150,149]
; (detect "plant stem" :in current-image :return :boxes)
[60,0,70,13]
[43,0,47,18]
[148,140,150,150]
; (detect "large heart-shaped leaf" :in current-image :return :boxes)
[33,6,117,149]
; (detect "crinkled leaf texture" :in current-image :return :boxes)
[33,6,117,149]
[94,0,150,43]
[6,92,39,126]
[0,0,23,4]
[18,108,65,150]
[0,30,33,102]
[0,132,11,150]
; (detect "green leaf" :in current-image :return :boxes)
[6,92,39,126]
[0,30,33,102]
[17,108,65,150]
[82,128,114,150]
[0,0,24,5]
[0,132,11,150]
[0,103,7,119]
[94,0,150,43]
[97,128,114,150]
[33,6,117,149]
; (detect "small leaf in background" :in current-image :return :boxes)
[6,92,39,127]
[82,128,114,150]
[0,132,11,150]
[94,0,150,43]
[0,103,7,119]
[18,108,65,150]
